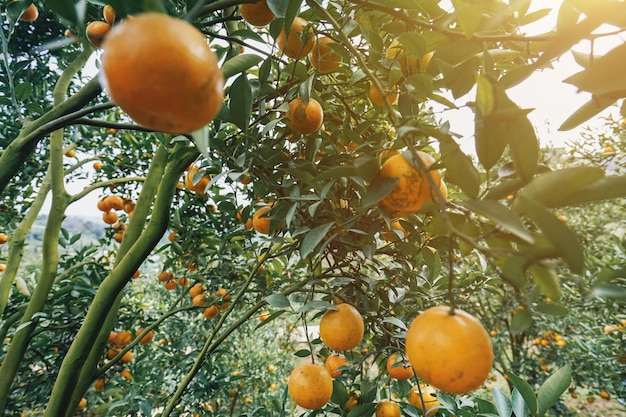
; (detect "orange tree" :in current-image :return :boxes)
[1,0,626,416]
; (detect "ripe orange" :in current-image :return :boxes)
[189,283,206,298]
[107,347,120,359]
[405,306,493,394]
[309,36,341,73]
[376,399,401,417]
[603,145,615,154]
[252,205,273,234]
[259,311,270,322]
[288,362,333,409]
[104,195,125,210]
[178,276,189,286]
[77,397,87,409]
[102,210,119,225]
[113,330,132,347]
[158,271,173,282]
[93,161,103,170]
[0,233,8,244]
[94,378,105,391]
[385,40,432,76]
[86,21,111,48]
[599,390,610,400]
[344,392,359,412]
[369,83,398,107]
[286,97,324,135]
[120,351,133,363]
[377,151,441,217]
[239,0,275,27]
[325,354,349,378]
[0,264,6,272]
[382,220,407,241]
[192,293,206,306]
[385,351,414,380]
[277,17,315,59]
[203,305,219,319]
[16,2,38,22]
[103,4,115,25]
[409,384,440,416]
[101,13,224,133]
[119,369,131,380]
[185,165,211,194]
[164,280,176,290]
[107,331,117,344]
[319,304,364,351]
[64,149,76,157]
[137,328,154,344]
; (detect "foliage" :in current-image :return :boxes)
[0,0,625,416]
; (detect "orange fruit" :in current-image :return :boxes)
[185,165,211,194]
[86,21,111,48]
[287,362,333,409]
[600,391,610,400]
[104,195,125,210]
[77,397,87,409]
[0,264,5,272]
[409,384,440,416]
[286,97,324,135]
[119,369,132,380]
[107,347,120,359]
[16,2,38,22]
[0,233,8,244]
[325,354,348,378]
[276,17,315,59]
[344,392,359,412]
[102,210,119,225]
[107,331,117,344]
[192,293,206,306]
[239,0,275,27]
[383,220,407,241]
[259,311,270,322]
[376,400,401,417]
[369,83,398,107]
[189,283,206,298]
[97,198,111,212]
[93,161,103,170]
[377,151,441,217]
[137,328,154,344]
[252,205,273,234]
[309,36,341,73]
[385,351,414,380]
[178,276,189,286]
[94,378,105,391]
[203,305,219,319]
[603,145,615,154]
[385,40,432,76]
[164,280,176,290]
[120,351,133,363]
[239,172,253,185]
[64,149,76,157]
[405,306,493,394]
[101,13,224,133]
[319,304,364,351]
[158,271,174,282]
[103,4,115,26]
[113,330,132,347]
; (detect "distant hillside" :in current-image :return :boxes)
[29,215,106,244]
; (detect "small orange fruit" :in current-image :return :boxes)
[344,392,359,412]
[64,149,76,157]
[192,293,206,306]
[408,384,440,416]
[309,36,341,73]
[0,264,6,272]
[239,0,275,27]
[94,378,105,391]
[77,397,87,409]
[86,21,111,48]
[101,13,224,133]
[107,347,120,359]
[286,97,324,135]
[102,210,119,225]
[259,311,270,322]
[377,151,441,217]
[252,205,274,234]
[119,369,132,380]
[107,331,117,344]
[93,161,103,170]
[376,399,401,417]
[325,354,349,378]
[120,351,133,363]
[600,391,610,400]
[103,195,125,210]
[319,304,364,351]
[276,17,315,59]
[164,280,176,290]
[103,4,115,26]
[405,306,493,394]
[113,330,132,347]
[369,83,398,107]
[0,233,8,244]
[185,165,211,194]
[16,2,38,22]
[158,271,174,282]
[385,351,414,380]
[137,328,154,344]
[203,305,219,319]
[189,283,206,298]
[287,362,333,409]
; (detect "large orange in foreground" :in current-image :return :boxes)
[377,151,441,217]
[288,362,333,409]
[277,16,315,59]
[405,306,493,394]
[319,304,364,351]
[100,13,224,133]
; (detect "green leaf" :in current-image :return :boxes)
[298,300,335,313]
[507,372,537,415]
[14,82,32,102]
[510,309,533,335]
[361,175,398,209]
[46,0,80,26]
[516,196,584,274]
[300,222,334,259]
[502,256,530,289]
[221,54,264,80]
[558,94,616,131]
[267,0,289,17]
[511,388,530,417]
[529,263,561,301]
[438,135,480,198]
[354,155,380,183]
[381,317,407,331]
[492,387,512,417]
[229,74,252,132]
[537,366,572,416]
[536,301,569,316]
[314,166,358,182]
[562,41,626,96]
[460,200,533,244]
[513,166,605,209]
[189,128,210,160]
[451,0,483,36]
[331,379,348,406]
[507,110,539,183]
[558,175,626,205]
[476,75,495,116]
[592,283,626,300]
[294,349,311,357]
[265,293,291,308]
[347,403,377,417]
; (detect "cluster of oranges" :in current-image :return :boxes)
[189,283,231,319]
[603,319,626,334]
[97,195,135,241]
[534,329,567,348]
[158,270,189,291]
[85,4,115,48]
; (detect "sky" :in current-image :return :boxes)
[51,2,624,218]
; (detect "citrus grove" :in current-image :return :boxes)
[0,1,625,416]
